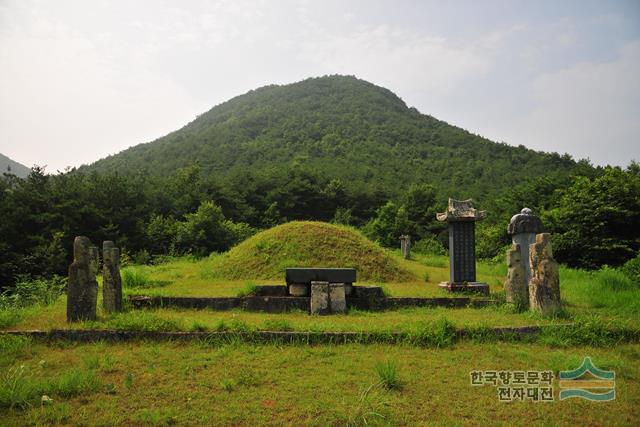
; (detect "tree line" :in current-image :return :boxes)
[1,162,639,289]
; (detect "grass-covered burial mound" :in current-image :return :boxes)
[213,221,415,282]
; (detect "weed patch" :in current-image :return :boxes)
[374,360,402,390]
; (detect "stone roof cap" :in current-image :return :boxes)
[436,198,487,222]
[507,208,544,235]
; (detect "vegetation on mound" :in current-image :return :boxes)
[210,221,415,282]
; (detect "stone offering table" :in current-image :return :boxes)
[285,268,356,297]
[285,268,355,314]
[436,198,489,295]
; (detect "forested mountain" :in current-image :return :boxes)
[0,153,30,178]
[83,75,587,203]
[2,75,639,289]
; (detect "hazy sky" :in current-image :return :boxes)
[1,0,639,172]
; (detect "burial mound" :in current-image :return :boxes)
[214,221,415,282]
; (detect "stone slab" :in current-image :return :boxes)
[286,268,356,284]
[329,283,347,313]
[310,281,330,315]
[438,281,490,296]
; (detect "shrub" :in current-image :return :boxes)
[621,252,640,284]
[224,220,256,247]
[412,235,446,255]
[0,276,66,309]
[133,250,152,265]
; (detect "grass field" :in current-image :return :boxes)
[2,251,638,334]
[1,337,638,425]
[1,227,639,425]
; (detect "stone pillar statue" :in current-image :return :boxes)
[504,243,527,308]
[89,246,100,276]
[67,236,98,322]
[400,235,411,260]
[507,208,544,289]
[436,198,489,295]
[528,233,561,316]
[102,241,123,313]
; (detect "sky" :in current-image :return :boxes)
[1,0,639,172]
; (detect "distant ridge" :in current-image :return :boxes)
[0,153,30,178]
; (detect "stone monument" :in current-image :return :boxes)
[528,233,561,316]
[507,208,544,287]
[67,236,98,322]
[102,241,123,313]
[400,235,411,260]
[89,246,100,276]
[504,243,527,307]
[436,198,489,295]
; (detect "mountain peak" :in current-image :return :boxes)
[83,76,578,200]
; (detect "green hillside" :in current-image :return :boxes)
[83,75,581,201]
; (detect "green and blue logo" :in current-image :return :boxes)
[559,357,615,401]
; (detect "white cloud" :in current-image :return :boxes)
[500,40,640,165]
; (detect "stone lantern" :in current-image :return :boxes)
[507,208,544,288]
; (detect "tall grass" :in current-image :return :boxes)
[0,276,66,328]
[561,265,640,314]
[0,276,66,309]
[121,267,170,290]
[236,281,257,297]
[0,365,102,409]
[374,360,402,390]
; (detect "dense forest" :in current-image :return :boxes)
[1,75,639,289]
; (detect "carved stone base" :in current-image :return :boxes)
[438,282,490,296]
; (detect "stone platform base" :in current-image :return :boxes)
[438,282,490,296]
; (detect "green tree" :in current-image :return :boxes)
[544,166,640,268]
[174,201,230,256]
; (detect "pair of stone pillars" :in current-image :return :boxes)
[67,236,123,322]
[505,209,561,315]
